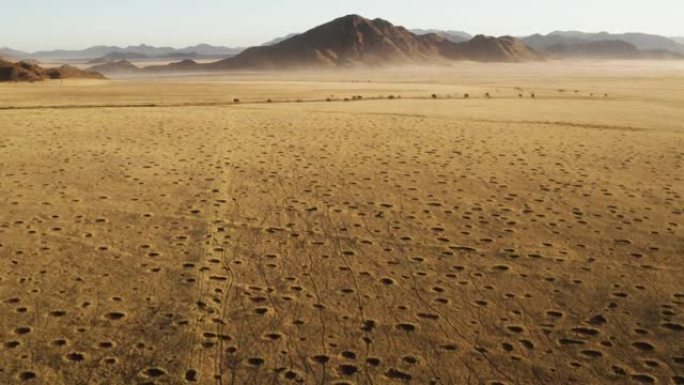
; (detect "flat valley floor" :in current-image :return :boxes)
[0,61,683,385]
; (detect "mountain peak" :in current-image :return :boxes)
[336,14,367,23]
[206,15,541,70]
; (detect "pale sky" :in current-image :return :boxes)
[2,0,683,51]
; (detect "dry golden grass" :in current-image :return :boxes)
[0,61,683,385]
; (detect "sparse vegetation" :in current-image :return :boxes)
[1,63,680,385]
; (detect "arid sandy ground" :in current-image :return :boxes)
[1,61,683,385]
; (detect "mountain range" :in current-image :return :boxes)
[544,40,681,59]
[0,44,243,61]
[258,29,684,61]
[189,15,542,70]
[4,16,684,78]
[89,15,542,75]
[522,31,684,57]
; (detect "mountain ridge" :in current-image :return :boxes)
[198,15,542,71]
[411,29,472,43]
[523,31,684,54]
[0,44,243,60]
[0,59,106,82]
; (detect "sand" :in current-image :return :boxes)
[0,61,683,385]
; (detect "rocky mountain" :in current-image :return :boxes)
[0,60,106,82]
[523,31,684,54]
[200,15,540,70]
[0,60,46,81]
[411,29,472,43]
[209,15,447,69]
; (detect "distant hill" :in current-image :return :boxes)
[88,52,151,64]
[89,60,140,75]
[546,41,682,59]
[442,35,542,62]
[0,47,29,60]
[85,44,243,65]
[0,44,243,60]
[91,59,209,76]
[523,31,684,54]
[0,60,106,82]
[143,59,201,73]
[672,37,684,45]
[177,44,243,56]
[47,65,107,79]
[411,29,472,43]
[0,60,46,81]
[546,40,640,58]
[196,15,540,71]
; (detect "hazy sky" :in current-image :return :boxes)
[3,0,683,51]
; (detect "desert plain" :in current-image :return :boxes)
[0,60,683,385]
